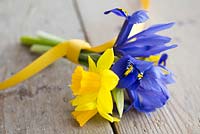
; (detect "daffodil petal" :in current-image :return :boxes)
[71,66,83,95]
[97,49,114,71]
[72,110,97,127]
[97,107,120,122]
[97,89,113,114]
[101,70,119,90]
[79,72,100,94]
[71,67,101,95]
[88,56,97,72]
[75,102,96,111]
[71,93,97,106]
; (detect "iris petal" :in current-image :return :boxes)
[112,56,140,88]
[128,22,175,41]
[158,65,175,84]
[125,35,171,47]
[158,53,168,66]
[145,44,177,56]
[128,10,149,24]
[112,56,153,89]
[132,85,169,112]
[117,70,138,88]
[104,8,128,18]
[118,44,177,57]
[112,55,132,79]
[114,10,149,47]
[131,58,153,72]
[115,20,134,47]
[140,75,163,92]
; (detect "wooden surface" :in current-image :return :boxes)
[0,0,200,133]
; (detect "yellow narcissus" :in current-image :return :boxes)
[70,49,119,127]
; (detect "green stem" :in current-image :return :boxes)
[20,36,42,46]
[20,36,58,46]
[37,31,65,45]
[30,44,52,54]
[20,31,65,47]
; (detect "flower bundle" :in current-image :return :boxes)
[0,8,177,127]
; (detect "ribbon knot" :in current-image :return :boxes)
[65,39,91,63]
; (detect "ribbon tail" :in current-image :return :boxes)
[0,42,70,90]
[87,38,116,52]
[140,0,150,10]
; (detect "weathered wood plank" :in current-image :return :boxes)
[0,0,113,133]
[112,0,200,134]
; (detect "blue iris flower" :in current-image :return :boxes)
[112,55,174,113]
[104,8,177,57]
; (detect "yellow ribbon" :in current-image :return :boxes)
[0,39,115,90]
[88,38,116,53]
[140,0,150,10]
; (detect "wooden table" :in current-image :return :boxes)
[0,0,200,133]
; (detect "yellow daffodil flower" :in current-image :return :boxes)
[70,49,119,127]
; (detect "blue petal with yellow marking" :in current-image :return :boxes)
[112,55,172,113]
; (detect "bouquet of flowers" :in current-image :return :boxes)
[0,8,177,127]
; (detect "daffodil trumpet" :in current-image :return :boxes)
[0,7,177,127]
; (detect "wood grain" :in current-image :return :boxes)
[0,0,113,133]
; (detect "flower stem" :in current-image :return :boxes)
[20,36,58,46]
[20,31,64,47]
[30,44,52,54]
[36,31,65,45]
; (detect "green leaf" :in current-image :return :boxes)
[112,88,124,118]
